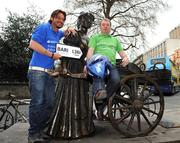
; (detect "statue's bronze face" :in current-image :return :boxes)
[77,12,94,30]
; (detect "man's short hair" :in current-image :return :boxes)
[100,18,111,26]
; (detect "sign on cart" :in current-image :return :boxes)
[56,43,82,59]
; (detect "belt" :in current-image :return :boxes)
[48,70,86,79]
[29,66,52,73]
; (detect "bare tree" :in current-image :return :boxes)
[64,0,168,58]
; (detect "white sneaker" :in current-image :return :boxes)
[95,90,107,100]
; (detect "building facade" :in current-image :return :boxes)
[136,25,180,66]
[169,25,180,39]
[143,39,180,64]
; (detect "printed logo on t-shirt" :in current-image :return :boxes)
[47,40,57,44]
[47,40,57,52]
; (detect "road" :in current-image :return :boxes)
[162,91,180,125]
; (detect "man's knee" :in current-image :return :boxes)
[111,75,120,85]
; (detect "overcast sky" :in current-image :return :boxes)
[147,0,180,47]
[0,0,180,48]
[0,0,65,22]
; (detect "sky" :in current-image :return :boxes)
[147,0,180,48]
[0,0,180,48]
[0,0,65,22]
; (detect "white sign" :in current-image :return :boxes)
[56,43,82,59]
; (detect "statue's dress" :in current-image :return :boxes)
[46,32,95,139]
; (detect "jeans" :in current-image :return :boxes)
[93,65,120,111]
[92,65,120,97]
[27,70,55,136]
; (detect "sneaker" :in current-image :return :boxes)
[96,109,109,121]
[95,90,107,101]
[97,109,104,121]
[92,112,97,120]
[28,133,48,143]
[40,132,51,140]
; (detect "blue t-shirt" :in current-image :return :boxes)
[29,22,64,69]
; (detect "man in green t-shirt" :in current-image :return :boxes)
[85,18,129,120]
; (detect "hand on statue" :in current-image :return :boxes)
[65,27,76,36]
[52,53,62,60]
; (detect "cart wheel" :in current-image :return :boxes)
[153,62,166,70]
[149,66,158,71]
[139,63,146,71]
[108,74,164,137]
[0,109,14,131]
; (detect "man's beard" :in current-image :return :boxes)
[56,23,63,29]
[56,25,62,29]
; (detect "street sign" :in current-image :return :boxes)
[56,43,82,59]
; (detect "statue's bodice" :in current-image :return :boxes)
[63,32,88,61]
[59,32,88,74]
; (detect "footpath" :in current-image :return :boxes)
[0,111,180,143]
[1,93,180,143]
[1,116,180,143]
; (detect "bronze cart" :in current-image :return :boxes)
[107,63,164,137]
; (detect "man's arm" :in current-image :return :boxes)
[63,27,76,37]
[86,47,94,61]
[118,51,129,67]
[28,40,61,60]
[83,47,94,75]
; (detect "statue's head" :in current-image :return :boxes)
[63,12,94,47]
[77,12,94,33]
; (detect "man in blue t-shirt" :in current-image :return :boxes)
[27,9,75,143]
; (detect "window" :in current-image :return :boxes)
[151,58,166,65]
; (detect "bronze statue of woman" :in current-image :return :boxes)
[45,12,95,139]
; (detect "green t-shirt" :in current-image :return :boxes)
[88,33,123,65]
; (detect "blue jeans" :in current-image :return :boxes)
[92,65,120,97]
[27,70,55,136]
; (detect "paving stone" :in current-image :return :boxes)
[1,121,180,143]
